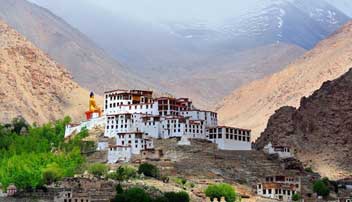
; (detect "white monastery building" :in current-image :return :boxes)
[65,89,252,163]
[257,175,301,201]
[263,142,294,159]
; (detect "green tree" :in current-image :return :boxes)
[114,165,137,181]
[292,193,301,201]
[164,191,190,202]
[11,116,29,134]
[313,180,330,197]
[138,163,160,178]
[205,183,237,202]
[125,187,151,202]
[116,184,124,194]
[304,167,313,173]
[0,117,85,189]
[42,163,64,185]
[88,163,108,177]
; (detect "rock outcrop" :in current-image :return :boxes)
[0,20,96,124]
[256,68,352,180]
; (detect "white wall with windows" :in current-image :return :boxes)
[207,127,251,150]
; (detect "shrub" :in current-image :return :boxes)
[205,183,237,202]
[313,180,330,197]
[116,183,124,194]
[304,167,313,173]
[126,187,151,201]
[138,163,159,178]
[42,163,64,185]
[188,182,195,188]
[161,176,169,183]
[292,193,301,201]
[11,116,29,134]
[153,196,169,202]
[112,165,137,181]
[164,191,190,202]
[88,163,108,177]
[173,177,187,186]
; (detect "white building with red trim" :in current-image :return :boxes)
[257,175,301,201]
[66,89,252,163]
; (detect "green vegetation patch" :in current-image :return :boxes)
[205,183,238,202]
[0,117,87,189]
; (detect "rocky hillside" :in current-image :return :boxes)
[0,0,156,94]
[256,68,352,180]
[217,21,352,138]
[0,20,95,124]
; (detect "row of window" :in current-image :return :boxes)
[110,147,129,151]
[107,103,154,109]
[208,134,250,142]
[108,94,131,100]
[262,188,296,196]
[107,125,128,129]
[63,199,89,202]
[208,128,250,135]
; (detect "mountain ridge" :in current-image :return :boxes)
[0,20,97,124]
[217,20,352,138]
[0,0,157,95]
[24,0,350,108]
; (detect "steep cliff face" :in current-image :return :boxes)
[256,69,352,180]
[0,20,96,124]
[217,21,352,138]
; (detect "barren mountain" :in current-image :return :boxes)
[0,0,155,94]
[217,21,352,138]
[256,68,352,179]
[0,20,96,124]
[163,43,305,108]
[25,0,350,108]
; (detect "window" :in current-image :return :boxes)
[263,189,266,194]
[268,189,272,194]
[218,134,222,138]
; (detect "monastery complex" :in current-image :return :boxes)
[65,89,252,163]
